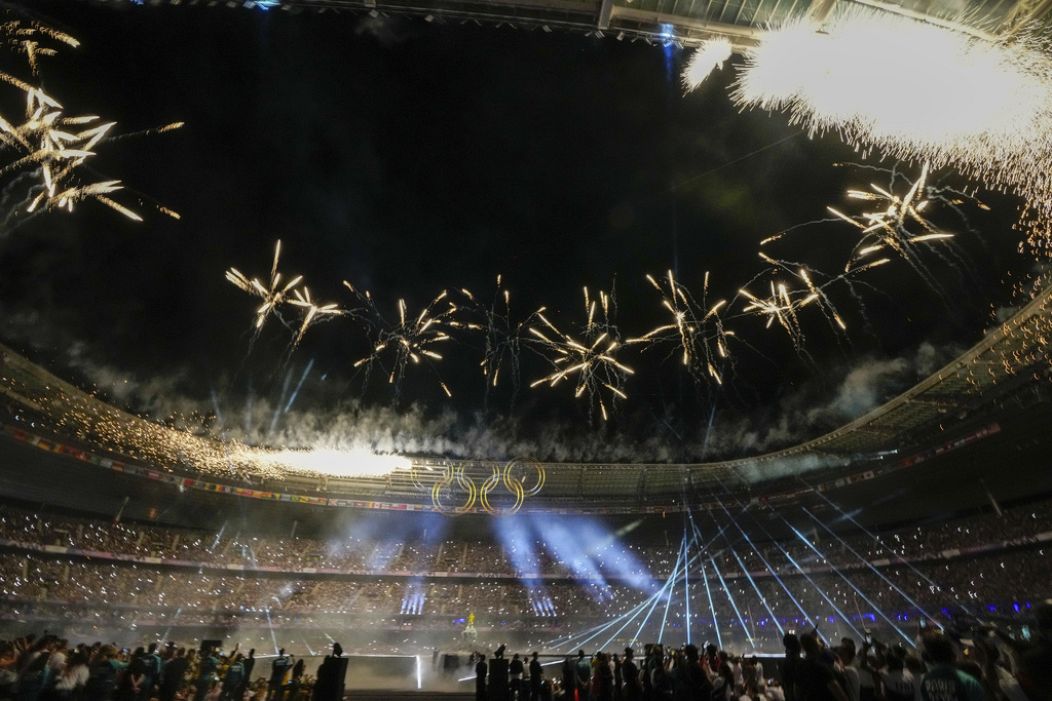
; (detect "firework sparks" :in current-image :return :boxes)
[823,162,990,295]
[346,283,469,398]
[0,87,137,217]
[0,18,78,84]
[225,240,304,337]
[627,270,732,385]
[527,286,634,421]
[287,286,343,352]
[681,37,733,92]
[461,275,535,397]
[737,276,810,347]
[828,163,946,268]
[0,357,411,480]
[26,179,143,221]
[0,22,182,230]
[727,8,1052,256]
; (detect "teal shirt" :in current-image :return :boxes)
[920,665,985,701]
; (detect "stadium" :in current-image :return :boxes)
[0,0,1051,700]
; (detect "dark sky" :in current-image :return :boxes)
[0,1,1029,461]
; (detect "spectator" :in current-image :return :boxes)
[918,634,983,701]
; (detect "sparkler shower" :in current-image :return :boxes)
[712,8,1052,256]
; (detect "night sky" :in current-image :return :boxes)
[0,1,1030,461]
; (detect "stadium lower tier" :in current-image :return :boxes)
[0,544,1045,655]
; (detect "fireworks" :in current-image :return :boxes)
[727,8,1052,254]
[461,275,536,396]
[743,257,853,345]
[527,287,634,421]
[0,18,78,85]
[828,163,950,272]
[287,286,343,352]
[234,446,410,479]
[346,283,471,398]
[680,37,733,92]
[0,19,181,230]
[0,86,149,221]
[737,276,811,348]
[821,162,993,297]
[0,346,414,481]
[628,270,731,385]
[225,240,304,337]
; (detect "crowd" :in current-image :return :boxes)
[0,635,323,701]
[0,501,1047,581]
[471,604,1052,701]
[0,611,1046,701]
[0,546,1045,636]
[0,503,1044,657]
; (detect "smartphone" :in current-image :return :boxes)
[864,632,873,645]
[1021,625,1032,642]
[919,618,928,630]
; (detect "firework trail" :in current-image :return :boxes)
[827,162,953,291]
[830,162,989,289]
[735,273,816,350]
[0,87,141,222]
[527,286,634,422]
[726,8,1052,259]
[345,282,473,398]
[743,160,994,348]
[287,286,343,353]
[225,239,305,342]
[0,20,182,233]
[460,275,541,409]
[627,269,732,386]
[0,18,78,85]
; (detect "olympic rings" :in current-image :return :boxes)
[431,465,478,514]
[427,459,546,514]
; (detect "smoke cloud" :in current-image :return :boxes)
[1,302,959,471]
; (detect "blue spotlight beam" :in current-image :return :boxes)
[694,498,785,639]
[631,537,687,647]
[549,565,674,649]
[574,546,686,655]
[802,507,944,630]
[787,525,916,646]
[558,547,682,652]
[600,572,678,651]
[710,496,833,644]
[683,534,692,644]
[766,537,866,641]
[712,497,820,634]
[711,493,862,643]
[797,477,977,618]
[658,536,684,643]
[709,555,755,648]
[555,505,747,654]
[700,561,723,650]
[556,511,725,653]
[686,507,724,649]
[729,548,785,636]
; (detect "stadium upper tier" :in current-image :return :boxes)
[0,284,1050,512]
[132,0,1052,49]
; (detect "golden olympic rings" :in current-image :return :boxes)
[428,459,546,514]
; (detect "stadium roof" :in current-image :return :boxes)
[201,0,1052,47]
